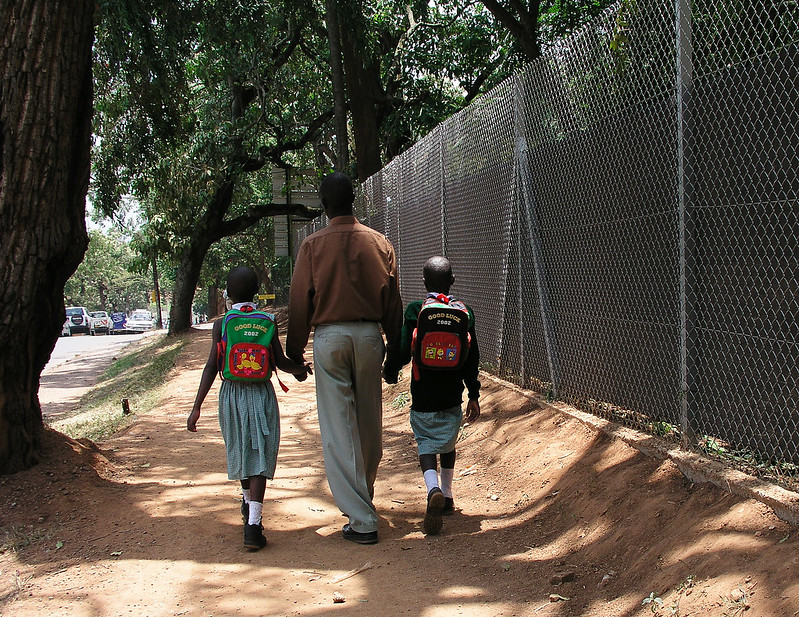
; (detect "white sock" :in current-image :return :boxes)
[242,488,251,504]
[440,468,454,498]
[248,501,263,525]
[423,469,439,493]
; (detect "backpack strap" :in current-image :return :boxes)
[269,350,290,393]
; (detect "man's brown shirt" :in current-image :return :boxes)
[286,216,403,362]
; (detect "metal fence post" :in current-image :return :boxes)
[676,0,694,449]
[517,141,560,397]
[439,129,447,254]
[514,70,559,396]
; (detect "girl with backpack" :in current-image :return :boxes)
[187,266,310,550]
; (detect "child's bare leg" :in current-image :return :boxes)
[248,475,266,503]
[243,474,267,550]
[247,475,266,524]
[440,450,456,514]
[238,479,251,522]
[419,454,439,493]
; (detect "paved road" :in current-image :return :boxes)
[40,329,161,421]
[46,330,158,369]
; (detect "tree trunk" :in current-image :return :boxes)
[325,0,350,172]
[207,282,220,319]
[168,237,213,333]
[339,19,383,181]
[0,0,94,473]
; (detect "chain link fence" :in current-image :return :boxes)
[295,0,799,489]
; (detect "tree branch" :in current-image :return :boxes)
[262,108,335,162]
[480,0,541,61]
[464,52,506,102]
[214,202,323,240]
[272,25,303,69]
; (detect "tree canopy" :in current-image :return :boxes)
[90,0,619,334]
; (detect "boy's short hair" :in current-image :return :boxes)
[226,266,259,302]
[423,256,453,291]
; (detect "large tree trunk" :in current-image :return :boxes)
[168,237,213,334]
[325,0,350,172]
[339,18,383,181]
[0,0,94,473]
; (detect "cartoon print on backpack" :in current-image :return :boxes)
[218,306,280,385]
[412,292,471,380]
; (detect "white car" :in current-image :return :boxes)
[126,309,154,333]
[90,311,113,334]
[65,306,95,335]
[61,319,71,336]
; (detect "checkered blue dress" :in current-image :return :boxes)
[409,405,463,455]
[217,380,280,480]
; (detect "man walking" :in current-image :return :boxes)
[286,172,403,544]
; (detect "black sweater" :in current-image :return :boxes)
[396,299,481,412]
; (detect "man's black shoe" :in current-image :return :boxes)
[442,497,455,515]
[342,524,378,545]
[244,523,267,550]
[424,487,445,535]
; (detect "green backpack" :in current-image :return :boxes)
[217,307,276,382]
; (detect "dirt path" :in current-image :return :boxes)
[1,327,798,617]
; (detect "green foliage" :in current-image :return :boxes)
[92,0,328,254]
[64,229,152,312]
[391,391,410,409]
[541,0,619,45]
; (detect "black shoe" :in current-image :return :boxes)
[424,487,445,535]
[241,498,249,523]
[442,497,455,515]
[342,524,378,545]
[243,523,267,550]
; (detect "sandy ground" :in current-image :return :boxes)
[1,326,798,617]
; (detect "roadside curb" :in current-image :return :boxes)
[482,372,799,526]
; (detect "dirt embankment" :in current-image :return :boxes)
[1,326,798,617]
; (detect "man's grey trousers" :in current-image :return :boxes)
[313,321,385,533]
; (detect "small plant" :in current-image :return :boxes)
[676,575,695,592]
[391,391,410,409]
[701,436,728,455]
[652,421,676,437]
[642,592,664,614]
[0,524,54,554]
[722,586,749,616]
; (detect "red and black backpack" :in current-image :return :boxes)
[412,293,471,381]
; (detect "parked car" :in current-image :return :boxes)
[61,319,71,337]
[126,309,154,333]
[110,312,128,334]
[65,306,95,335]
[90,311,113,334]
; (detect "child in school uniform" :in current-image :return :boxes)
[386,256,481,535]
[188,266,310,550]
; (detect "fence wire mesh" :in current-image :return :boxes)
[295,0,799,489]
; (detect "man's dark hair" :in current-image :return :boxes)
[226,266,259,303]
[320,172,354,217]
[423,256,454,294]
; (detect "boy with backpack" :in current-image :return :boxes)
[188,266,310,550]
[384,256,481,535]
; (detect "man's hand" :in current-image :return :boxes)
[187,408,200,432]
[465,399,480,423]
[383,365,399,384]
